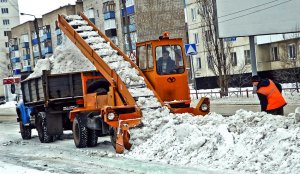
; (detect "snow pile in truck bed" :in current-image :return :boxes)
[127,109,300,174]
[49,37,96,74]
[26,36,96,79]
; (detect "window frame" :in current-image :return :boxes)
[271,46,279,61]
[231,52,237,66]
[244,50,251,65]
[288,43,296,60]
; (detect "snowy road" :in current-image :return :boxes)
[0,116,236,174]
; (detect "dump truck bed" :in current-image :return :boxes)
[21,71,84,106]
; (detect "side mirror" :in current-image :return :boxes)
[11,84,15,94]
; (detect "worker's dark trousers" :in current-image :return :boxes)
[267,107,284,115]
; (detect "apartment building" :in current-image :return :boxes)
[185,0,300,89]
[0,0,20,97]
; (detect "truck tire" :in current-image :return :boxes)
[37,112,54,143]
[73,115,88,148]
[87,129,98,147]
[109,127,117,149]
[19,121,31,140]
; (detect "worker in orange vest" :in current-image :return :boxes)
[252,75,287,115]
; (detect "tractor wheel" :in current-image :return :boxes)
[73,115,88,148]
[19,121,31,140]
[36,112,54,143]
[109,127,117,149]
[87,129,98,147]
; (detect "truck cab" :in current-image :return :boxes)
[136,32,209,115]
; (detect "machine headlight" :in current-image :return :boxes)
[201,104,208,111]
[107,112,116,120]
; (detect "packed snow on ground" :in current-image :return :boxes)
[0,101,16,116]
[0,161,55,174]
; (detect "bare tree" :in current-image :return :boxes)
[196,0,233,96]
[229,62,251,94]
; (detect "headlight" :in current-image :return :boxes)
[201,104,208,111]
[107,112,116,120]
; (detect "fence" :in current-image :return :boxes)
[190,87,299,100]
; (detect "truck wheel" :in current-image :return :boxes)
[73,115,87,148]
[87,129,98,147]
[19,121,31,140]
[109,127,117,149]
[37,112,54,143]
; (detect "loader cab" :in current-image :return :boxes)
[136,32,190,102]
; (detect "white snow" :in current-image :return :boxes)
[0,101,16,116]
[26,58,51,79]
[127,109,300,174]
[0,161,56,174]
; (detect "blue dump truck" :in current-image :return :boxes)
[16,70,89,143]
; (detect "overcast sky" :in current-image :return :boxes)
[18,0,77,23]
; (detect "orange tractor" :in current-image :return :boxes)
[58,13,209,153]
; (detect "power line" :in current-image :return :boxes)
[218,0,280,18]
[219,0,292,23]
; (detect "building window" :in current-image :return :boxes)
[244,50,251,64]
[271,46,279,61]
[3,19,9,25]
[231,52,237,66]
[1,8,8,13]
[4,31,9,36]
[191,8,197,21]
[197,57,201,69]
[5,42,9,47]
[288,43,296,59]
[193,33,199,44]
[202,5,209,17]
[0,0,8,2]
[205,30,212,42]
[207,56,213,69]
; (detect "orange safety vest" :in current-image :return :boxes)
[257,80,286,111]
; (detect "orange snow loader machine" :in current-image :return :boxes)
[58,13,209,153]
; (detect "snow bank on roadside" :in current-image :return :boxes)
[127,109,300,174]
[0,101,16,116]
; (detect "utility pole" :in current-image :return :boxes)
[20,13,43,67]
[121,0,133,53]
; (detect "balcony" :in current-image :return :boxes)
[11,57,20,63]
[122,5,135,16]
[33,51,40,58]
[22,54,30,60]
[44,47,53,54]
[123,24,136,33]
[9,45,19,52]
[21,42,29,48]
[43,32,51,40]
[23,66,32,72]
[104,11,115,20]
[32,38,39,45]
[56,29,62,35]
[13,68,21,75]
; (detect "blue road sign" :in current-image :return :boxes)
[185,43,197,55]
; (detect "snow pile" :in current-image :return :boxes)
[127,110,300,174]
[0,101,17,116]
[27,36,96,79]
[49,37,96,74]
[0,161,56,174]
[26,58,51,79]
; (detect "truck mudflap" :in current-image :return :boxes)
[46,113,63,135]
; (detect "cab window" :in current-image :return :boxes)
[147,44,153,69]
[156,45,184,75]
[137,45,147,70]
